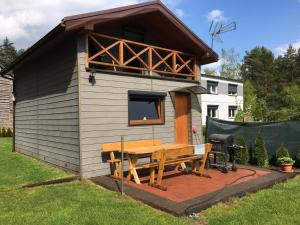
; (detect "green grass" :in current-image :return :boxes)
[0,138,70,190]
[2,137,300,225]
[198,176,300,225]
[0,138,191,225]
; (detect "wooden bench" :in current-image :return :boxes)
[102,139,161,178]
[137,143,212,190]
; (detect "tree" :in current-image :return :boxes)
[220,48,240,79]
[253,131,268,167]
[243,80,263,121]
[0,37,19,67]
[240,47,275,99]
[234,136,249,164]
[203,67,217,76]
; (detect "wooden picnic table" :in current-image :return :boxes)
[123,144,194,184]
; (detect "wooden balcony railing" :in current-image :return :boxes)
[86,32,197,80]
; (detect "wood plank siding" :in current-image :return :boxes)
[0,76,13,129]
[77,36,203,178]
[14,38,80,172]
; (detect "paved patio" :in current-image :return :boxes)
[92,165,297,216]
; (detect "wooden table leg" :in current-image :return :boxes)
[127,155,140,184]
[150,168,155,185]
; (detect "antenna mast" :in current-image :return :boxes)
[209,21,236,49]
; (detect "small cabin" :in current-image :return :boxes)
[0,1,218,178]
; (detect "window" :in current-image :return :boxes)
[207,105,218,118]
[228,84,238,95]
[207,81,218,94]
[128,91,166,125]
[229,106,237,118]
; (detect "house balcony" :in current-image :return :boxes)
[85,32,197,80]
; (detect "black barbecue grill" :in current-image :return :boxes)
[208,134,241,173]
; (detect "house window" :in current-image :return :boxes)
[228,84,238,95]
[207,105,218,118]
[229,106,237,118]
[207,81,218,94]
[128,91,166,126]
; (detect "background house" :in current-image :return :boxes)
[0,64,13,129]
[0,1,218,178]
[201,74,243,125]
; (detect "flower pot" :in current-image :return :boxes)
[280,164,293,173]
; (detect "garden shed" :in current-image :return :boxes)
[0,0,218,178]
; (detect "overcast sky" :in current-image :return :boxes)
[0,0,300,71]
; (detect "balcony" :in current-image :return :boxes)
[86,32,197,80]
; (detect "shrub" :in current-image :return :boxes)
[1,128,6,137]
[6,128,13,137]
[234,136,249,164]
[276,144,289,165]
[253,131,268,167]
[277,157,295,165]
[276,144,289,159]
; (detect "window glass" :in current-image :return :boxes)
[229,106,237,118]
[128,97,159,120]
[207,81,218,94]
[207,105,218,118]
[228,84,238,95]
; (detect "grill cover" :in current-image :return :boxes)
[208,134,234,146]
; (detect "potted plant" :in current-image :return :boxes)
[277,157,295,172]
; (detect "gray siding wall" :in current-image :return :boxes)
[14,38,80,172]
[0,76,13,128]
[77,36,203,178]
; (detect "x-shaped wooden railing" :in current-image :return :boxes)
[86,32,197,79]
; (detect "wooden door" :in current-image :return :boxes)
[175,93,190,144]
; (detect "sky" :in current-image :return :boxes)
[0,0,300,71]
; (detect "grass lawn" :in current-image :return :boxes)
[1,138,300,225]
[198,175,300,225]
[0,138,191,225]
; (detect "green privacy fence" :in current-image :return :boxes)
[205,117,300,161]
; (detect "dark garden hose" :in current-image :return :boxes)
[184,167,257,216]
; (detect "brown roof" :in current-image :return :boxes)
[1,0,218,75]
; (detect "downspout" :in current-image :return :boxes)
[12,80,16,152]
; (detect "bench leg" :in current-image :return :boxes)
[127,156,141,184]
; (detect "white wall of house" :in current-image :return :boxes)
[201,75,243,125]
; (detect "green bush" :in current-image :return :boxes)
[295,150,300,168]
[234,136,249,164]
[0,128,13,137]
[253,131,269,167]
[276,144,289,165]
[6,128,13,137]
[1,128,6,137]
[277,157,295,165]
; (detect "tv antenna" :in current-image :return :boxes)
[209,21,236,49]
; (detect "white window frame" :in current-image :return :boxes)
[228,106,237,118]
[207,81,218,94]
[207,105,219,118]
